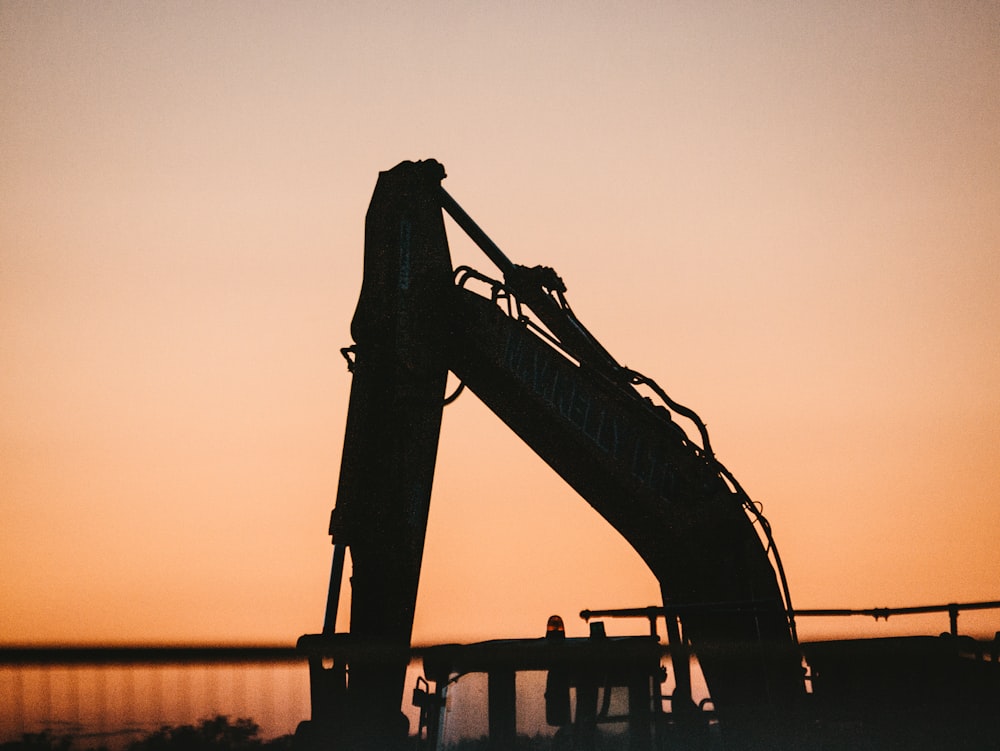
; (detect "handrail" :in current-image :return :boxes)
[581,599,1000,637]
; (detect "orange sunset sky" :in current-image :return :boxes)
[2,2,999,648]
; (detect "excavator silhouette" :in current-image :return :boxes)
[294,160,999,750]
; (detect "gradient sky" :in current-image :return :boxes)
[2,2,999,647]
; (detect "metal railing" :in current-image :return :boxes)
[580,599,1000,638]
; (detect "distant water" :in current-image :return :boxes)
[0,660,439,749]
[0,662,310,747]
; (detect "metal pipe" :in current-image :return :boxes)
[322,543,347,635]
[437,186,515,277]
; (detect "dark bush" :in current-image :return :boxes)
[0,717,292,751]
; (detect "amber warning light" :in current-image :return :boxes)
[545,614,566,640]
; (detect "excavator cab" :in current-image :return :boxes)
[412,618,701,751]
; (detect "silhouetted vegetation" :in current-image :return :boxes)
[0,731,81,751]
[0,717,293,751]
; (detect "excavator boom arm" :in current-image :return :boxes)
[298,160,803,749]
